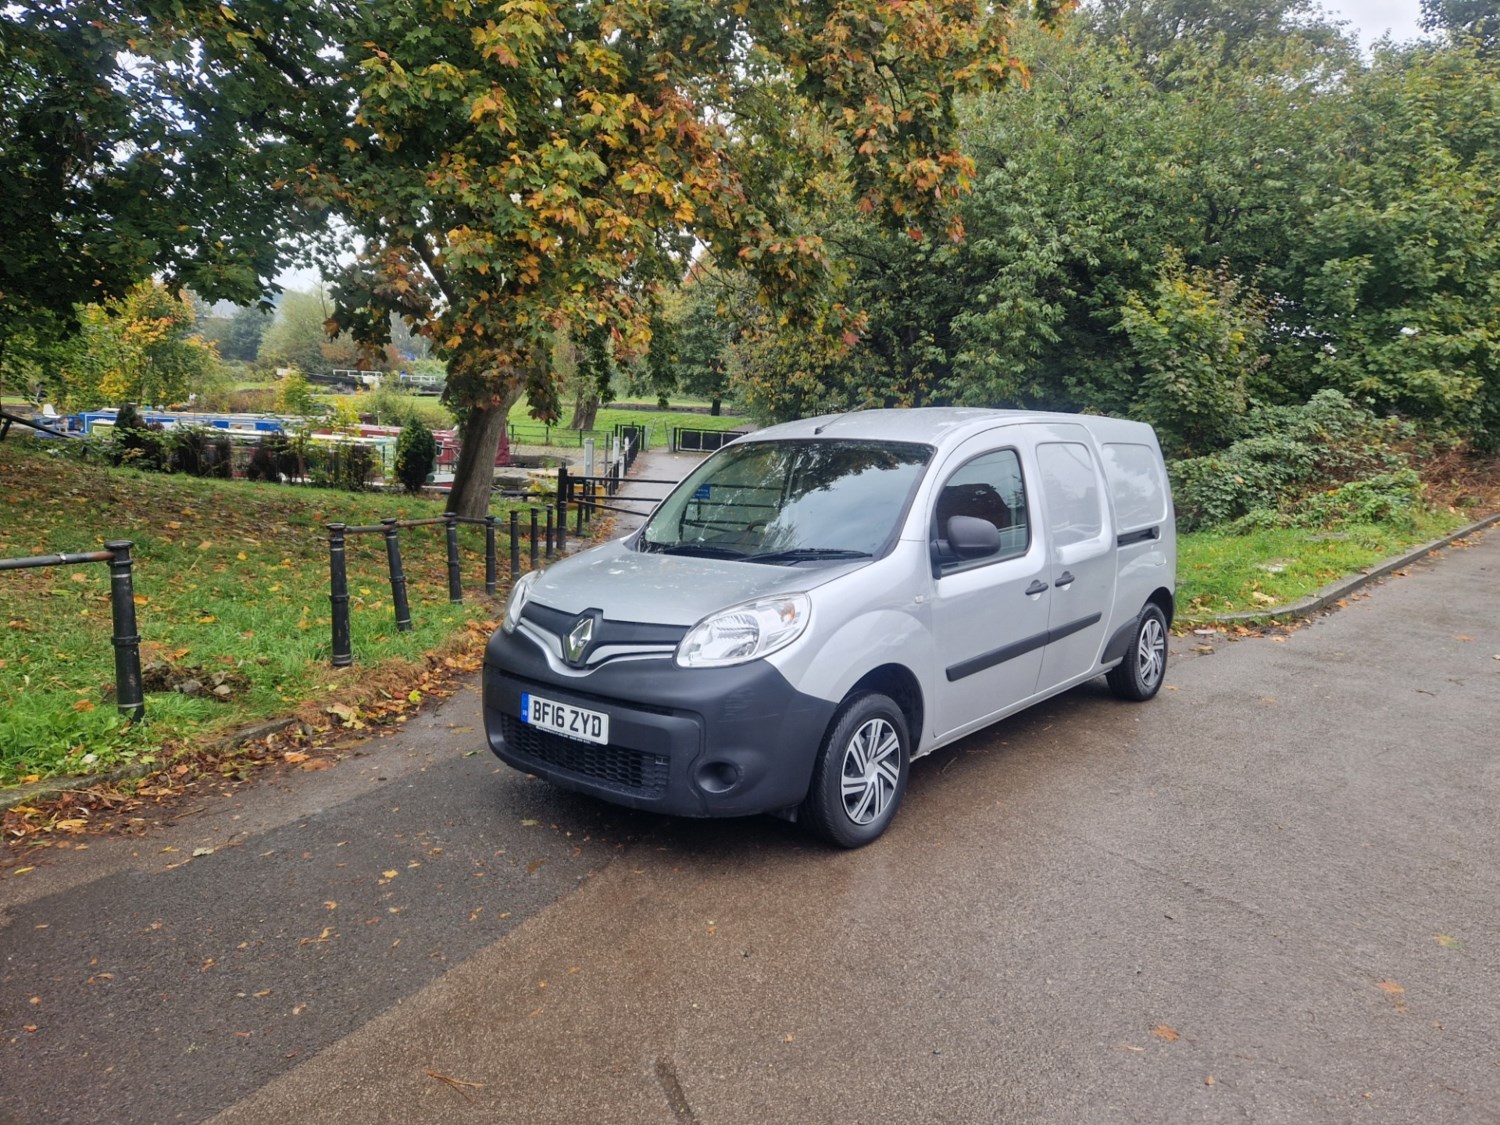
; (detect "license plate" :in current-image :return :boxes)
[520,692,609,745]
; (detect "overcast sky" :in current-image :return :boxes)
[1321,0,1425,44]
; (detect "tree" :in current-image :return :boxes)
[199,305,273,364]
[1420,0,1499,53]
[260,289,364,375]
[55,281,222,409]
[0,1,335,356]
[305,0,1059,516]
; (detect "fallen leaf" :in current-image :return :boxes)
[1377,980,1405,995]
[1205,1076,1216,1086]
[283,751,310,764]
[382,870,399,879]
[425,1069,484,1102]
[1454,635,1473,642]
[13,867,35,876]
[1434,934,1461,949]
[192,847,214,857]
[1150,1024,1180,1042]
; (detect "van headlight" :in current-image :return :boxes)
[502,570,539,634]
[676,594,810,668]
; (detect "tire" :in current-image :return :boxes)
[1107,603,1169,701]
[801,693,910,848]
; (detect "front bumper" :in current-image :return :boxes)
[483,627,837,817]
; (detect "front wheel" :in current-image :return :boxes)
[1107,603,1168,701]
[801,693,910,848]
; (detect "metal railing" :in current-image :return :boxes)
[670,426,743,453]
[324,504,568,666]
[0,541,144,719]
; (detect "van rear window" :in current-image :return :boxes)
[1101,442,1168,529]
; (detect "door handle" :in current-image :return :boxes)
[1055,571,1075,589]
[1024,580,1049,596]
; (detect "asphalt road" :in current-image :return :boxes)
[2,525,1497,1124]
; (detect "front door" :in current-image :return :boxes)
[929,441,1051,738]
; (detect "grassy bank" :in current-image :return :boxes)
[0,440,528,784]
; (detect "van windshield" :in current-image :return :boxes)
[640,439,933,564]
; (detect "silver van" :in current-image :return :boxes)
[483,408,1175,846]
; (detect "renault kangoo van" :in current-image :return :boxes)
[484,408,1175,846]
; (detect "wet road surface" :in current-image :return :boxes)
[2,528,1497,1124]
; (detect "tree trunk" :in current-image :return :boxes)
[568,392,599,432]
[446,395,516,518]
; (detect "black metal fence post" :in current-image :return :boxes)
[545,507,555,558]
[509,510,521,577]
[444,512,463,604]
[327,523,353,667]
[484,515,498,596]
[382,518,413,632]
[556,466,568,553]
[529,509,539,570]
[105,540,145,720]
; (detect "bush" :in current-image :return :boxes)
[163,427,233,478]
[394,420,437,492]
[1171,390,1413,531]
[110,403,167,471]
[360,386,452,430]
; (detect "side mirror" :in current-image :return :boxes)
[947,515,1000,559]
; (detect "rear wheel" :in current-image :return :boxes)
[1107,603,1168,701]
[801,693,910,848]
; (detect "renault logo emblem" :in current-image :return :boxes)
[564,616,595,664]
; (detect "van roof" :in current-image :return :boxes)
[740,407,1156,449]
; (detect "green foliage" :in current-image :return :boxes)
[1169,391,1414,530]
[394,419,437,492]
[1115,253,1268,457]
[360,386,453,430]
[54,281,223,410]
[0,1,324,349]
[260,289,364,376]
[197,305,272,363]
[275,369,321,418]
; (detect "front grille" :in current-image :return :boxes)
[499,715,669,796]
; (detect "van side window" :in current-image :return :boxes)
[1037,442,1105,548]
[932,449,1029,569]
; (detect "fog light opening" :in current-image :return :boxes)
[695,760,742,795]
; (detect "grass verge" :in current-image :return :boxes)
[1176,509,1475,620]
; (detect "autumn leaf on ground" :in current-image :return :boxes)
[1151,1024,1180,1042]
[1434,934,1461,949]
[1377,980,1405,995]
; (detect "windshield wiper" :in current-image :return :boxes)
[741,548,872,565]
[648,543,745,559]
